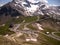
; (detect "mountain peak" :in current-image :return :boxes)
[0,0,60,17]
[12,0,49,15]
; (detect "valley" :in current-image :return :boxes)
[0,15,60,45]
[0,0,60,45]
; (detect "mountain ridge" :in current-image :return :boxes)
[0,0,60,18]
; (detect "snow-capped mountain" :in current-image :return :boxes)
[0,0,60,19]
[13,0,49,15]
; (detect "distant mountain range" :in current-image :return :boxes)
[0,0,60,20]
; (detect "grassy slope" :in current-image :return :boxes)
[0,24,14,35]
[54,33,60,37]
[38,33,60,45]
[0,36,20,45]
[0,18,14,35]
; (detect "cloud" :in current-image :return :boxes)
[49,4,59,6]
[0,4,4,7]
[28,0,40,3]
[0,3,6,7]
[0,0,12,7]
[28,0,48,3]
[39,0,48,3]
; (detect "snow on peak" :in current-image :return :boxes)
[27,4,39,13]
[13,0,49,14]
[25,0,48,13]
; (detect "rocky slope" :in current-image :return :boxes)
[0,0,60,18]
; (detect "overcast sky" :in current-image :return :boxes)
[0,0,60,6]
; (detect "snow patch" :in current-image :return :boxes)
[26,38,37,42]
[27,4,39,13]
[36,23,44,30]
